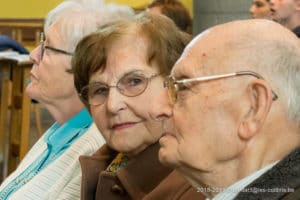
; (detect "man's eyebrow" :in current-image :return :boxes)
[174,75,189,81]
[172,67,189,80]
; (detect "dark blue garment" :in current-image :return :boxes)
[0,35,28,54]
[293,26,300,38]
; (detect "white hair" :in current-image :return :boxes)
[220,20,300,125]
[44,0,134,51]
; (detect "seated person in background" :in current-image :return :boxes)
[150,19,300,199]
[270,0,300,38]
[0,1,133,199]
[147,0,192,34]
[249,0,272,19]
[72,12,204,199]
[0,35,28,54]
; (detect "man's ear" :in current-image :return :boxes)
[238,79,273,140]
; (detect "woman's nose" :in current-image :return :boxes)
[29,45,41,64]
[105,87,127,114]
[149,89,173,122]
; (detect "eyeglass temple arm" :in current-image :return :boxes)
[176,73,237,84]
[40,32,44,43]
[237,71,278,100]
[44,46,74,56]
[174,71,278,101]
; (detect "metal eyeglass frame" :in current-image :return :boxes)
[80,73,161,106]
[40,32,73,60]
[164,71,278,103]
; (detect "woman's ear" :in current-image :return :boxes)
[238,79,273,140]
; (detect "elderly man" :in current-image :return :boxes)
[270,0,300,37]
[150,19,300,199]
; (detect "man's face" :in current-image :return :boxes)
[157,32,248,171]
[250,0,272,19]
[270,0,297,26]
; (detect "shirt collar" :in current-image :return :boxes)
[210,161,279,200]
[44,109,92,153]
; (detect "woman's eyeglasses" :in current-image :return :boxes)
[79,71,160,106]
[39,32,73,60]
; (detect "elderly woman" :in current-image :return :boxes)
[0,1,133,199]
[72,12,204,199]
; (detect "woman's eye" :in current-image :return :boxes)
[120,74,146,87]
[128,78,143,86]
[91,86,109,96]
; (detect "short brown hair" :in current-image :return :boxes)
[148,0,192,34]
[72,12,191,106]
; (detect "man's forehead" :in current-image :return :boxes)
[171,29,214,77]
[186,29,211,50]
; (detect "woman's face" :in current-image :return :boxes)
[89,35,166,156]
[249,0,272,19]
[26,21,76,105]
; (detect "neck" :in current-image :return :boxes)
[178,159,245,198]
[283,14,300,30]
[177,117,300,199]
[43,97,85,125]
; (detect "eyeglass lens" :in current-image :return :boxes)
[81,72,155,106]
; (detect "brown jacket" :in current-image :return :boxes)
[79,143,204,200]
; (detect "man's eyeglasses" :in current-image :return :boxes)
[164,71,278,104]
[40,32,74,60]
[79,71,160,106]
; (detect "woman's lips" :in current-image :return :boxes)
[112,122,139,130]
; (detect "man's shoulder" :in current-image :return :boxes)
[235,146,300,199]
[282,186,300,200]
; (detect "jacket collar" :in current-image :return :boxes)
[117,143,173,198]
[80,143,173,199]
[234,146,300,199]
[79,145,117,200]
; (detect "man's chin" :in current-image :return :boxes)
[158,148,179,167]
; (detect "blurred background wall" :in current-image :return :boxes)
[193,0,252,34]
[0,0,192,18]
[0,0,253,50]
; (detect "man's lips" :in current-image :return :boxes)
[270,8,276,14]
[161,132,176,138]
[111,122,139,130]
